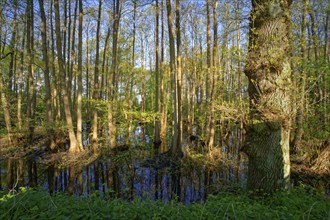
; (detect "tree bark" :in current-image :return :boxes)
[325,0,329,62]
[26,0,36,142]
[91,0,102,152]
[154,0,161,149]
[0,69,12,142]
[69,0,78,117]
[160,0,168,152]
[76,0,83,150]
[175,0,183,157]
[207,0,218,150]
[124,0,136,146]
[243,0,293,192]
[108,0,121,148]
[166,0,182,157]
[8,1,18,92]
[17,24,26,131]
[38,0,55,149]
[54,0,78,153]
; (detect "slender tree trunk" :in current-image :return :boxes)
[0,70,12,142]
[39,0,55,149]
[235,0,243,182]
[86,25,90,100]
[63,0,67,78]
[292,0,307,153]
[154,0,161,149]
[101,28,110,99]
[8,1,18,92]
[175,0,183,156]
[160,0,167,152]
[66,0,71,106]
[108,0,121,148]
[166,0,180,156]
[54,0,78,153]
[243,0,292,193]
[324,0,329,126]
[125,0,137,146]
[205,0,211,104]
[91,0,102,152]
[69,0,78,118]
[208,0,218,150]
[141,36,146,143]
[325,0,329,62]
[76,0,83,150]
[17,26,26,131]
[309,10,318,61]
[26,0,36,142]
[308,8,323,127]
[50,0,60,121]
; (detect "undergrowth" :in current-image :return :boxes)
[0,186,329,219]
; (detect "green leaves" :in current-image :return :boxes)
[1,186,329,219]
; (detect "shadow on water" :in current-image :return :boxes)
[0,126,249,204]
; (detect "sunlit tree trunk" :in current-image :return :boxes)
[243,0,293,192]
[205,0,211,114]
[91,0,102,152]
[17,26,25,131]
[207,0,218,149]
[154,0,161,150]
[54,0,78,153]
[166,0,182,157]
[159,0,167,152]
[76,0,83,150]
[108,0,121,148]
[175,0,183,156]
[69,0,78,117]
[50,0,61,122]
[124,0,136,146]
[125,0,137,146]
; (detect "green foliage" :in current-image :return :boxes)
[1,186,328,219]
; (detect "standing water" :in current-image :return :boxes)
[0,126,247,204]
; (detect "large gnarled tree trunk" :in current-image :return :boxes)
[243,0,293,193]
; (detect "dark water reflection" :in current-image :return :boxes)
[0,153,247,203]
[0,125,249,203]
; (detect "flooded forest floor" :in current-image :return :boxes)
[0,130,329,219]
[0,129,329,202]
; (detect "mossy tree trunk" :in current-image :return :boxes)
[243,0,293,193]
